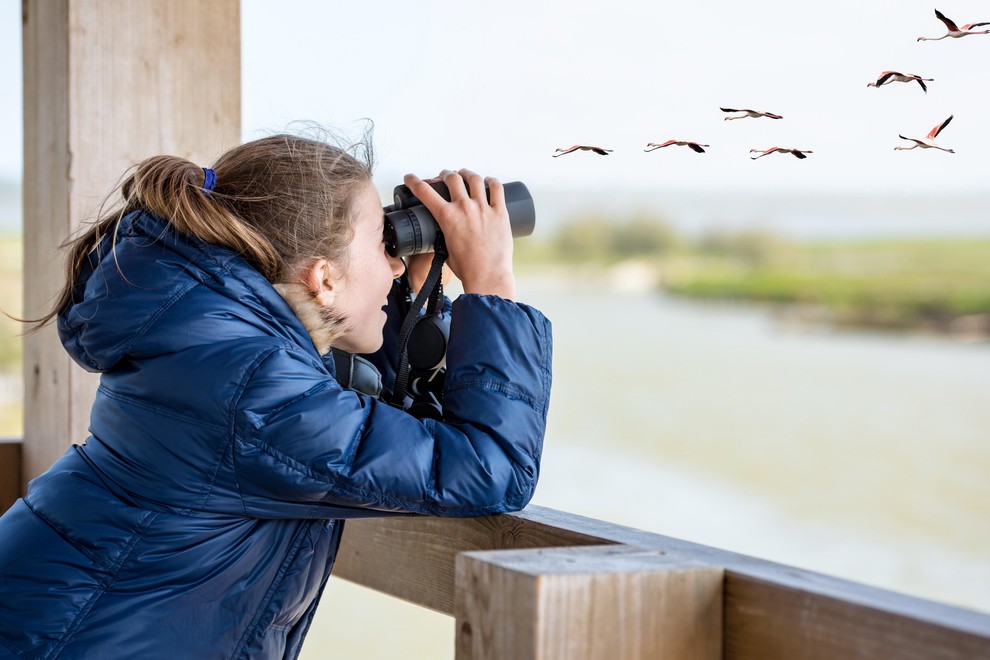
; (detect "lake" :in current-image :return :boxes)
[303,269,990,658]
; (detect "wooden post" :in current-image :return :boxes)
[21,0,240,486]
[455,545,723,660]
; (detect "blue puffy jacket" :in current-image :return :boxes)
[0,210,552,659]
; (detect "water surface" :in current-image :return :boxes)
[305,274,990,658]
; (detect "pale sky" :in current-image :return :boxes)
[3,1,990,195]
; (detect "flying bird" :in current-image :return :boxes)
[895,115,955,153]
[749,147,813,160]
[552,145,613,157]
[918,9,990,40]
[721,108,783,121]
[867,71,933,93]
[644,140,709,153]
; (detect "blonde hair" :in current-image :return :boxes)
[35,130,374,334]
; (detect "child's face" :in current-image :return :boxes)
[330,182,405,354]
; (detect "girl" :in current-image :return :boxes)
[0,132,551,658]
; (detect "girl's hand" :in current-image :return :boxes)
[405,253,452,295]
[403,169,516,300]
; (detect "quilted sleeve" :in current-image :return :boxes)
[232,294,552,519]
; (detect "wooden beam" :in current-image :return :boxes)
[0,439,21,514]
[21,0,240,484]
[335,505,990,658]
[722,572,988,660]
[454,545,723,660]
[334,509,611,614]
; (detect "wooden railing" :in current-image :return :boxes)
[2,439,988,659]
[334,507,990,659]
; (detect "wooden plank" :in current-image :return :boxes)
[723,572,990,660]
[0,439,22,514]
[22,0,240,484]
[454,545,722,660]
[335,505,990,658]
[334,510,611,614]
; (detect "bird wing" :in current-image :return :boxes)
[792,150,808,159]
[552,145,579,157]
[688,142,706,153]
[929,115,953,139]
[591,147,612,155]
[935,9,959,31]
[916,78,928,93]
[875,71,896,86]
[720,107,741,113]
[962,21,990,29]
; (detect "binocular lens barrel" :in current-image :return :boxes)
[384,181,535,257]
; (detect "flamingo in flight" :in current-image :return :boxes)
[918,9,990,40]
[721,107,783,121]
[644,140,710,153]
[895,115,955,153]
[867,71,933,93]
[552,145,613,157]
[750,147,813,160]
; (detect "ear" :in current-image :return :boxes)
[301,258,338,307]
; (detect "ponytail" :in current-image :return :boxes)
[30,131,374,333]
[120,155,280,276]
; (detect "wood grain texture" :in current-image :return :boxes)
[455,545,722,660]
[336,506,990,659]
[22,0,240,484]
[334,511,611,614]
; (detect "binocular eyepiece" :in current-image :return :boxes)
[384,180,536,258]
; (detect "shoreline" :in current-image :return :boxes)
[516,261,990,344]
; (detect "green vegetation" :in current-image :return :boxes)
[667,239,990,331]
[549,212,680,262]
[517,211,990,335]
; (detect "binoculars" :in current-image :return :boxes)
[383,180,536,258]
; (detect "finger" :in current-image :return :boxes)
[485,176,505,210]
[443,169,468,201]
[403,173,447,207]
[425,168,453,183]
[458,168,485,201]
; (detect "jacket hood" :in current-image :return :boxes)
[58,210,319,373]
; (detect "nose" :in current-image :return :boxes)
[389,253,405,279]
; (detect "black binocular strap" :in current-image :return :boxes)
[389,237,448,408]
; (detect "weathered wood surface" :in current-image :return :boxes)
[22,0,240,485]
[455,545,723,660]
[0,440,21,514]
[333,510,610,614]
[336,505,990,659]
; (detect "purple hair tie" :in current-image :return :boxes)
[202,167,216,195]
